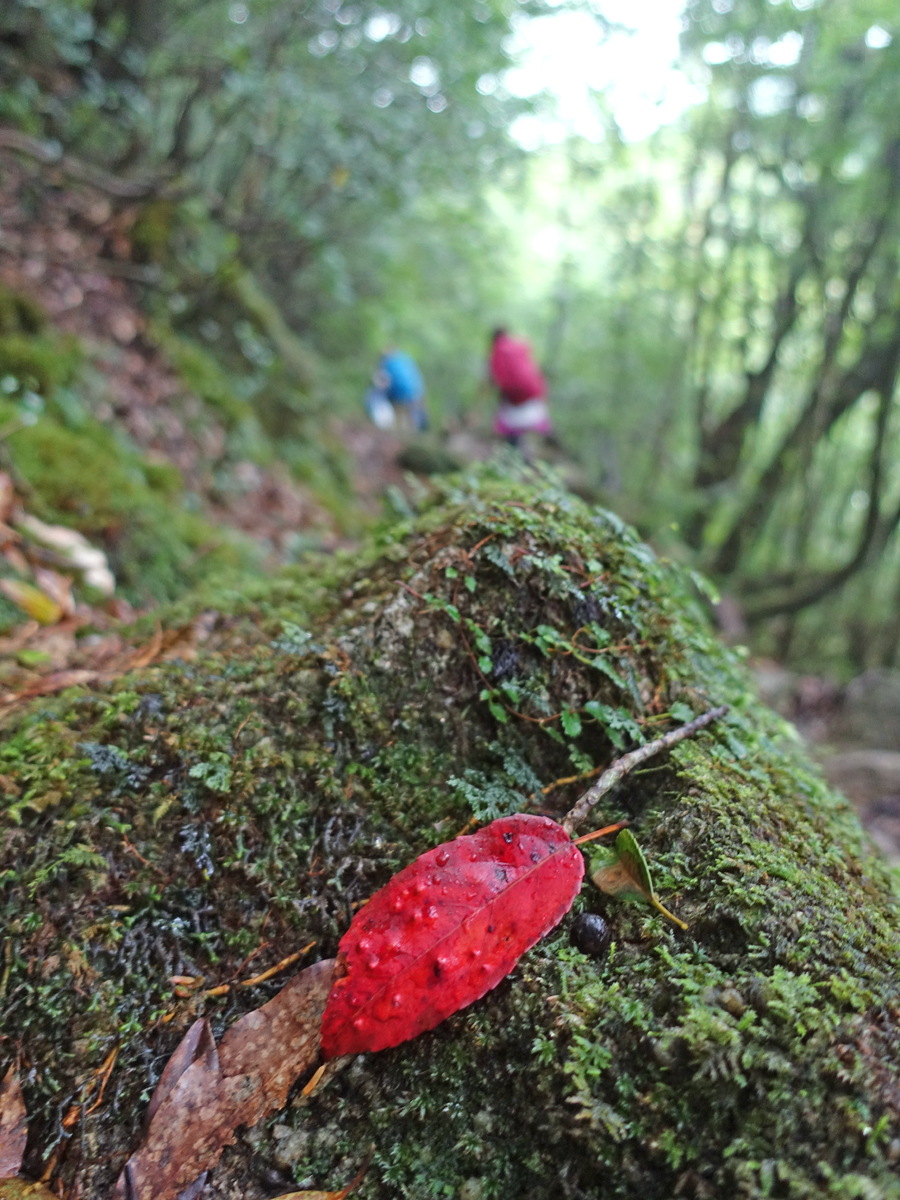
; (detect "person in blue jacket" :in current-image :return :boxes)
[365,348,429,432]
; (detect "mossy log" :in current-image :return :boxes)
[2,469,899,1199]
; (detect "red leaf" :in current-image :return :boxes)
[321,814,584,1058]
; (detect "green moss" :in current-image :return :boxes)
[2,466,899,1197]
[130,199,176,265]
[0,332,82,396]
[150,324,255,428]
[3,405,248,602]
[0,282,46,337]
[0,295,256,603]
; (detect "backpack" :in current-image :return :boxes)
[490,335,546,404]
[381,351,424,403]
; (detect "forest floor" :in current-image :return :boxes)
[1,153,898,872]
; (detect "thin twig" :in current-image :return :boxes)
[572,820,629,846]
[201,940,316,998]
[122,834,167,879]
[542,761,606,795]
[561,705,729,835]
[399,581,427,602]
[84,1045,119,1116]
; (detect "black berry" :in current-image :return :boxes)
[570,912,611,958]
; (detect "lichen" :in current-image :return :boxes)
[1,464,899,1198]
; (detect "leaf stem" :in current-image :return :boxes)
[561,705,729,835]
[650,895,689,931]
[572,821,629,845]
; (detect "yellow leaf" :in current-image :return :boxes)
[0,580,62,625]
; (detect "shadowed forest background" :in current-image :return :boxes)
[1,0,899,680]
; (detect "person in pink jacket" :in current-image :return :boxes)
[488,328,553,449]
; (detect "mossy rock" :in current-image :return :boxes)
[1,467,899,1199]
[0,399,249,605]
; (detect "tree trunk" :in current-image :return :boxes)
[2,471,899,1199]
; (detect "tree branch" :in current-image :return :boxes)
[561,706,729,835]
[743,380,896,621]
[0,127,166,199]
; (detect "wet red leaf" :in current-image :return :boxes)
[0,1065,27,1179]
[321,814,584,1058]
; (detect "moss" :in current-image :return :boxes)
[0,298,256,603]
[0,282,46,337]
[130,199,177,265]
[2,465,899,1198]
[150,324,256,429]
[0,332,82,396]
[2,404,249,602]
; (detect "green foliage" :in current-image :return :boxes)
[150,325,254,429]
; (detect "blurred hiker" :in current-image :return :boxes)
[488,328,551,449]
[365,348,429,432]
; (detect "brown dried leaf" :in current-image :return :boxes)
[0,1066,27,1179]
[128,622,163,670]
[217,957,335,1123]
[115,959,335,1200]
[158,624,199,663]
[111,1030,245,1200]
[0,475,14,526]
[31,568,74,617]
[145,1019,216,1130]
[16,669,97,700]
[2,547,29,576]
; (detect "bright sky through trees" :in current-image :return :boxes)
[503,0,702,147]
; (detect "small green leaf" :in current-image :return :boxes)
[589,621,611,648]
[583,701,643,746]
[669,701,695,723]
[478,655,493,674]
[445,566,458,579]
[189,753,233,794]
[488,700,507,724]
[465,575,477,593]
[592,829,688,930]
[17,648,52,667]
[594,657,625,688]
[466,620,491,654]
[689,568,721,605]
[561,709,582,738]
